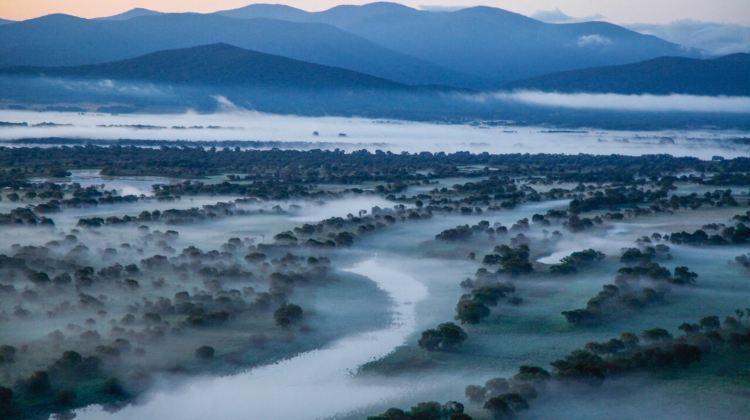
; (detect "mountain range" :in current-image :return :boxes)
[3,41,748,98]
[506,53,750,96]
[0,12,464,87]
[0,2,694,89]
[215,3,692,87]
[1,3,747,98]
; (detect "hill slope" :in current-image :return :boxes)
[0,43,410,90]
[505,53,750,96]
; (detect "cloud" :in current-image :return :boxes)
[482,90,750,114]
[577,34,613,47]
[97,79,115,88]
[628,20,750,55]
[532,8,607,24]
[46,77,166,96]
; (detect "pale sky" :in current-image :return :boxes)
[1,0,749,25]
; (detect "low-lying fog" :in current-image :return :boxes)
[486,91,750,114]
[1,109,750,159]
[65,195,750,420]
[1,191,395,252]
[1,112,749,419]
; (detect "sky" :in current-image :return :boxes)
[0,0,749,25]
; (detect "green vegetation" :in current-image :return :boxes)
[418,323,468,352]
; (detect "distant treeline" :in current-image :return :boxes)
[1,145,750,183]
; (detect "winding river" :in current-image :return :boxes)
[73,258,427,420]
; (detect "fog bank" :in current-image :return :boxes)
[485,91,750,114]
[2,109,750,159]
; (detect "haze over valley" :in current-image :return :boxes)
[0,2,749,420]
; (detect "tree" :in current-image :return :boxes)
[641,328,672,342]
[483,397,513,419]
[24,371,51,395]
[620,332,640,348]
[620,248,648,264]
[367,408,410,420]
[0,345,16,364]
[0,386,12,411]
[409,401,442,419]
[495,245,533,275]
[484,378,510,395]
[101,377,125,396]
[195,345,215,360]
[514,365,551,382]
[552,350,605,381]
[699,315,720,330]
[671,344,702,366]
[418,323,467,351]
[465,385,487,403]
[274,303,303,327]
[54,389,76,406]
[418,329,443,351]
[456,299,490,324]
[671,266,697,285]
[496,393,528,411]
[678,323,700,334]
[442,401,465,417]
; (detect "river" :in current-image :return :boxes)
[73,258,427,420]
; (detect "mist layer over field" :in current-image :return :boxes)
[2,109,750,159]
[489,91,750,114]
[3,74,750,129]
[49,184,749,420]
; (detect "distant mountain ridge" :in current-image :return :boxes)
[505,53,750,96]
[215,2,694,87]
[0,2,694,89]
[0,43,412,90]
[216,2,420,27]
[97,8,161,20]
